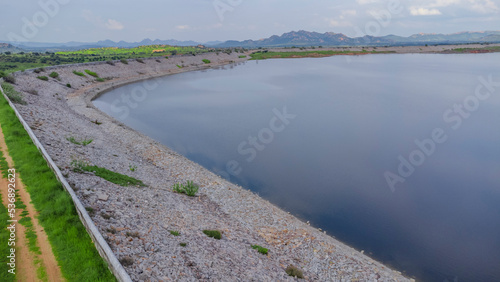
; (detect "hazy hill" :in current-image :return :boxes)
[217,30,500,47]
[0,43,25,53]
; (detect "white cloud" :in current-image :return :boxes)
[326,18,353,27]
[175,25,190,30]
[430,0,461,7]
[82,10,124,31]
[340,9,357,19]
[356,0,381,5]
[410,7,443,15]
[468,0,499,13]
[105,19,124,30]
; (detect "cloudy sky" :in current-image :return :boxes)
[1,0,499,43]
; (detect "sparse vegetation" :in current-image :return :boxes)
[49,71,59,78]
[180,243,187,247]
[176,64,183,68]
[106,60,115,66]
[136,59,145,64]
[203,230,221,240]
[96,78,105,82]
[73,70,85,77]
[202,59,211,64]
[26,89,38,95]
[0,92,115,281]
[126,231,140,238]
[84,69,98,77]
[106,227,117,234]
[120,59,128,65]
[66,83,71,88]
[172,180,199,197]
[251,245,268,255]
[66,136,93,146]
[239,55,247,58]
[250,50,395,60]
[1,82,26,105]
[85,207,95,216]
[170,231,180,236]
[285,265,304,279]
[119,257,134,267]
[37,76,49,81]
[3,75,16,84]
[129,164,137,172]
[71,159,146,187]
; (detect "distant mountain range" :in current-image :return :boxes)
[0,43,25,53]
[2,30,500,52]
[217,30,500,47]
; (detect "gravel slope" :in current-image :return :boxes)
[10,52,411,281]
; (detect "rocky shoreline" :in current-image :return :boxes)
[10,51,411,281]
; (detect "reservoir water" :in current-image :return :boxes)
[94,54,500,281]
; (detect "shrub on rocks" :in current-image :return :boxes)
[285,265,304,279]
[203,230,221,240]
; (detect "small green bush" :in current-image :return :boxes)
[71,159,145,187]
[126,231,140,238]
[84,70,99,77]
[37,76,49,81]
[251,245,268,255]
[180,243,187,247]
[119,257,134,267]
[202,59,211,64]
[26,89,38,95]
[129,164,137,172]
[120,59,128,65]
[203,230,221,240]
[66,136,93,146]
[96,78,105,82]
[172,181,198,197]
[285,265,304,279]
[49,71,59,78]
[176,65,182,68]
[73,70,85,77]
[1,82,26,105]
[3,75,16,84]
[169,231,180,236]
[239,55,247,58]
[66,83,71,88]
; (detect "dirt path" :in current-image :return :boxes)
[0,124,64,281]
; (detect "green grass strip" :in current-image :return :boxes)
[0,192,15,281]
[0,147,9,179]
[83,165,145,187]
[0,92,116,281]
[249,50,395,60]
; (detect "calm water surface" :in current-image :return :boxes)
[95,54,500,281]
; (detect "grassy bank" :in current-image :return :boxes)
[446,46,500,53]
[250,50,395,60]
[0,148,15,282]
[0,90,116,281]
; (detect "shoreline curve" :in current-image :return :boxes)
[10,51,412,281]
